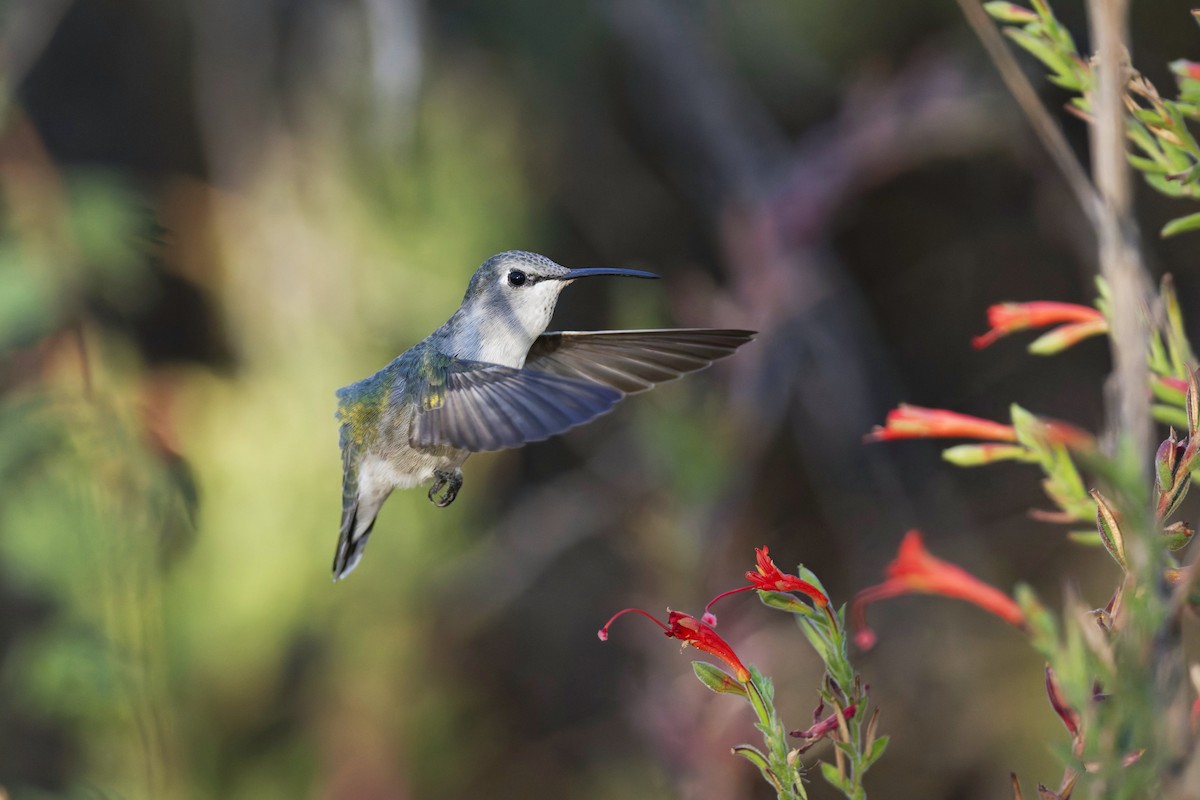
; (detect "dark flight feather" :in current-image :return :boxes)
[524,329,755,393]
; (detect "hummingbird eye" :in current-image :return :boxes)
[507,270,527,287]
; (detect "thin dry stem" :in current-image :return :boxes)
[952,0,1101,223]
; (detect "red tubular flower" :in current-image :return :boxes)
[852,531,1026,649]
[704,547,829,620]
[972,301,1106,350]
[599,608,751,683]
[864,405,1018,443]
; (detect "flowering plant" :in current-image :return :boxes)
[602,2,1200,797]
[601,549,882,799]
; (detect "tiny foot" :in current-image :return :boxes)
[428,469,463,508]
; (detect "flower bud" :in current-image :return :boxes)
[941,443,1032,466]
[1156,431,1180,491]
[1171,59,1200,81]
[1091,490,1127,571]
[1163,521,1195,551]
[983,2,1039,23]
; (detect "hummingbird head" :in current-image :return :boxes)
[453,251,657,365]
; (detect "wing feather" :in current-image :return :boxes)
[411,361,622,452]
[524,329,755,393]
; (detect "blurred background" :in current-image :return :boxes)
[1,0,1199,798]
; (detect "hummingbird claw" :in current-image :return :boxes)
[428,469,463,508]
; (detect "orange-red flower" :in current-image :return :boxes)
[864,405,1018,443]
[599,608,751,683]
[704,547,829,621]
[852,531,1026,649]
[972,301,1106,350]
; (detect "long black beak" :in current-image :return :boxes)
[554,267,659,281]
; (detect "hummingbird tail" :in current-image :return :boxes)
[332,501,381,581]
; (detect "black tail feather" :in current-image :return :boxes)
[332,504,378,581]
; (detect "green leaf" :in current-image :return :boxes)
[1159,138,1193,173]
[1174,103,1200,119]
[1009,404,1042,450]
[833,739,856,759]
[1046,72,1083,91]
[795,564,829,599]
[1003,29,1076,83]
[1164,101,1200,153]
[1161,209,1200,237]
[1162,275,1195,372]
[749,665,776,705]
[1133,107,1166,126]
[757,590,821,619]
[1012,407,1093,520]
[820,761,851,793]
[1015,583,1059,659]
[1149,329,1172,374]
[1153,404,1191,429]
[1146,172,1189,198]
[862,734,890,771]
[1067,530,1104,546]
[1128,123,1165,161]
[1151,376,1187,406]
[692,661,748,697]
[731,744,771,773]
[796,614,835,661]
[1128,154,1171,175]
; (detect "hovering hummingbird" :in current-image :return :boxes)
[332,251,754,580]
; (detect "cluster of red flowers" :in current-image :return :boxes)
[601,535,1025,681]
[599,298,1105,764]
[599,547,829,688]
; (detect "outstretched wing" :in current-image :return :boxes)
[524,328,755,394]
[410,360,622,452]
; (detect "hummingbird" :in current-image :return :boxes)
[332,251,754,580]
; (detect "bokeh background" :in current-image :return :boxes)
[2,1,1199,798]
